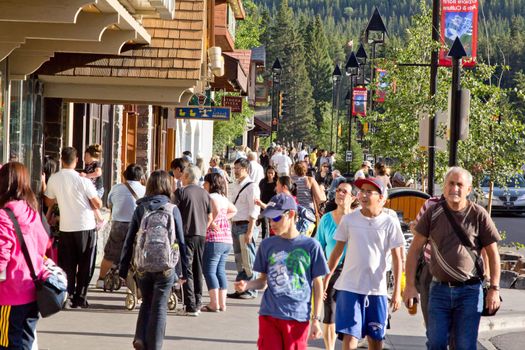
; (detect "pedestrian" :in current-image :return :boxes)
[174,165,211,316]
[325,177,405,350]
[195,156,206,187]
[169,157,189,190]
[404,167,501,350]
[79,144,106,229]
[374,162,392,189]
[354,161,372,180]
[118,170,189,350]
[182,150,193,164]
[259,149,270,171]
[257,166,277,240]
[0,162,52,349]
[315,162,333,193]
[96,163,145,288]
[309,147,318,171]
[228,158,261,299]
[44,146,102,308]
[297,145,308,161]
[234,193,329,350]
[248,151,265,185]
[315,180,356,350]
[292,162,326,236]
[201,173,237,312]
[271,146,293,177]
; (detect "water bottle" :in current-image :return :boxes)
[408,298,418,315]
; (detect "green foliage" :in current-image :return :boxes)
[212,92,254,155]
[235,0,262,49]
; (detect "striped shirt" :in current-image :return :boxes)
[292,176,314,211]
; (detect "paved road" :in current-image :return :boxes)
[492,214,525,246]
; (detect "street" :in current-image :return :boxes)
[492,215,525,246]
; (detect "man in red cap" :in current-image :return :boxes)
[325,177,404,350]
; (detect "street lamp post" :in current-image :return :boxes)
[331,64,342,152]
[345,52,359,175]
[448,37,467,167]
[270,58,282,145]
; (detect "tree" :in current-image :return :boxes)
[235,0,262,49]
[304,16,334,129]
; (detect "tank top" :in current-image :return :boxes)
[293,176,314,211]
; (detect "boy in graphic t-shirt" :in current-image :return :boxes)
[325,178,405,350]
[234,193,329,350]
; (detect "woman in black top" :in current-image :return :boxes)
[257,166,277,239]
[315,162,333,192]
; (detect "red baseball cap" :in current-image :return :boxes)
[354,177,387,197]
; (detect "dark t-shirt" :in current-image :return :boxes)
[259,179,276,204]
[174,184,211,237]
[415,201,500,282]
[84,161,103,190]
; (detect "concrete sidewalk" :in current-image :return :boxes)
[37,256,525,350]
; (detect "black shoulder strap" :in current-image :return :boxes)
[440,202,484,279]
[234,182,253,205]
[4,208,38,281]
[124,182,139,200]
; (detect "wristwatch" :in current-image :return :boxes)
[488,285,500,291]
[311,315,321,322]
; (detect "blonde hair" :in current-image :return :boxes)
[86,144,102,159]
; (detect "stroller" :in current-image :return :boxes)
[124,264,183,311]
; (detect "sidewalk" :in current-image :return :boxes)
[37,255,525,350]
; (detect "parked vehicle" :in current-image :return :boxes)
[480,175,525,214]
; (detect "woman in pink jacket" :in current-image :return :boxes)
[0,162,51,349]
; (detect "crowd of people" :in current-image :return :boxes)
[0,142,502,350]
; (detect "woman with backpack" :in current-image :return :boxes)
[0,162,51,349]
[119,170,189,350]
[201,173,237,312]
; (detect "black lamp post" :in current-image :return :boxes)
[448,37,467,167]
[365,7,388,112]
[270,58,282,145]
[355,43,368,85]
[345,52,359,174]
[331,64,342,152]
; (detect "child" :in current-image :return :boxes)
[80,144,105,229]
[234,193,328,350]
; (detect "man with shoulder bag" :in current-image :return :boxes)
[404,167,501,350]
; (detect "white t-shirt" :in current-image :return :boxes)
[297,150,308,161]
[354,169,366,179]
[45,169,99,232]
[271,153,293,175]
[334,210,405,295]
[249,160,265,185]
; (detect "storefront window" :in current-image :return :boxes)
[9,79,35,171]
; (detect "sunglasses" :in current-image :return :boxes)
[271,210,290,222]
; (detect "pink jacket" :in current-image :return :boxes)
[0,200,51,305]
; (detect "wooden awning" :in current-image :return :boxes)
[210,50,250,94]
[37,0,205,105]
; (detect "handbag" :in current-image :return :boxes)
[440,202,501,317]
[4,208,68,318]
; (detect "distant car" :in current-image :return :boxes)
[480,175,525,214]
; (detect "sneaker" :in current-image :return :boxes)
[227,292,243,299]
[175,309,200,317]
[238,293,256,300]
[96,279,104,289]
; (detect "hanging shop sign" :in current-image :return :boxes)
[439,0,478,67]
[174,107,231,121]
[222,96,243,113]
[375,69,388,103]
[352,87,368,117]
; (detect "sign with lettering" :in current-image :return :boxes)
[439,0,478,67]
[222,96,243,113]
[352,87,368,117]
[174,107,231,121]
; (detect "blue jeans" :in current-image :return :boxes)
[136,269,176,350]
[231,223,258,296]
[203,242,232,290]
[426,281,483,350]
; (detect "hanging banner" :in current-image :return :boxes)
[375,69,388,103]
[222,96,243,113]
[439,0,478,67]
[352,87,368,116]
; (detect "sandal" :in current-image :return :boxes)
[200,305,220,312]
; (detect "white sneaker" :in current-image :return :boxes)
[175,309,200,317]
[96,279,104,289]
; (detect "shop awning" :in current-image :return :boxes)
[210,50,250,94]
[1,0,152,79]
[38,0,206,105]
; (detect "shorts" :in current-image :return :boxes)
[323,265,342,324]
[103,221,130,263]
[258,315,309,350]
[335,291,388,341]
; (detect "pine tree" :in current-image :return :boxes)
[304,16,334,129]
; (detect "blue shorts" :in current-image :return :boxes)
[335,290,388,341]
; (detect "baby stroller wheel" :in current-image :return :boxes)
[168,292,177,310]
[125,292,137,310]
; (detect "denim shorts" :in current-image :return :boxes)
[335,290,388,341]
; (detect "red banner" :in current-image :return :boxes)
[352,87,368,117]
[375,69,388,103]
[439,0,478,67]
[222,96,243,113]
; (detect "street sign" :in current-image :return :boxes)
[174,107,231,121]
[346,150,353,162]
[222,96,243,113]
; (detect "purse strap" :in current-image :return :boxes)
[3,208,38,281]
[124,181,139,200]
[440,202,484,279]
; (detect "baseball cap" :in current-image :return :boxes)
[261,193,298,218]
[354,177,387,197]
[362,161,372,167]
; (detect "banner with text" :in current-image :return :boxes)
[439,0,478,67]
[352,87,368,117]
[174,107,231,121]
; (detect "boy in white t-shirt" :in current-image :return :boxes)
[325,178,404,350]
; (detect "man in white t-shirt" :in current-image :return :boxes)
[270,146,293,177]
[45,147,102,309]
[297,146,308,161]
[325,177,404,350]
[247,151,264,185]
[354,161,372,180]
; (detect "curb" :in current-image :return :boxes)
[479,314,525,332]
